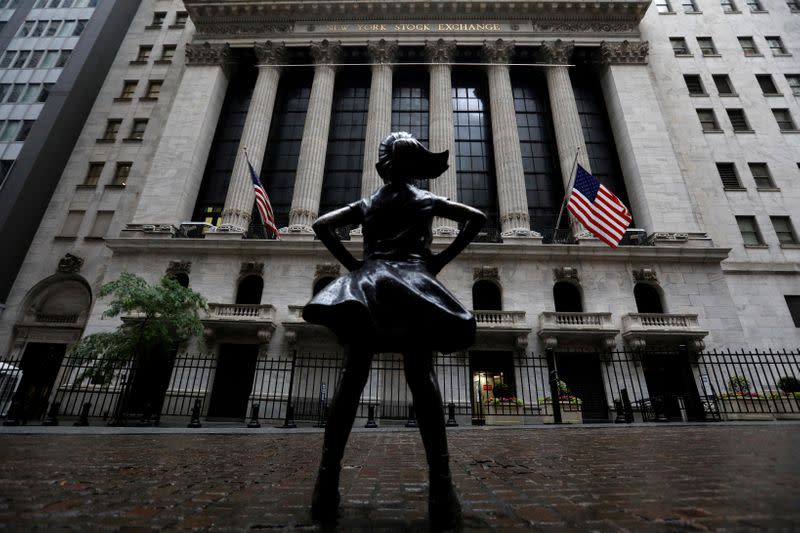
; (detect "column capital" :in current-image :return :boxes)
[424,38,457,64]
[597,40,649,66]
[185,42,231,68]
[367,39,399,65]
[481,38,514,64]
[538,39,574,65]
[310,39,343,66]
[254,41,288,66]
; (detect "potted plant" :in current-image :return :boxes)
[718,375,771,421]
[770,376,800,419]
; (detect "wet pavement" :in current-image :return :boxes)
[0,423,798,531]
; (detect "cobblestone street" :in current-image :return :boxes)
[0,424,798,531]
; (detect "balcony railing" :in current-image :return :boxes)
[539,311,614,329]
[473,310,527,327]
[621,312,708,351]
[623,313,701,330]
[206,303,276,322]
[34,313,79,324]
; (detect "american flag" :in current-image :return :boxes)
[567,164,632,248]
[247,155,280,240]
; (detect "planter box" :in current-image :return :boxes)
[719,398,775,421]
[542,402,583,424]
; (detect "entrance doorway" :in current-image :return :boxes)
[14,343,66,421]
[469,351,515,425]
[642,352,705,421]
[555,352,609,421]
[208,344,258,419]
[125,348,177,422]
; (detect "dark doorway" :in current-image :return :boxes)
[469,351,515,424]
[15,343,66,421]
[472,280,502,310]
[125,348,176,423]
[236,275,263,305]
[555,352,609,421]
[642,352,705,421]
[634,283,664,313]
[208,344,258,419]
[553,281,582,312]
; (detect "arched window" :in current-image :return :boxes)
[473,280,502,311]
[236,275,263,305]
[313,277,334,296]
[634,283,664,313]
[553,281,583,312]
[170,272,189,288]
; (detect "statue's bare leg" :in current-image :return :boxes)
[311,345,374,521]
[403,351,462,529]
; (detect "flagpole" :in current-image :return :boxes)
[553,146,581,233]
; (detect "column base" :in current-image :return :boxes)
[502,233,543,246]
[205,231,245,240]
[123,224,177,239]
[280,229,315,242]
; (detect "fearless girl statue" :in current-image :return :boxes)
[304,132,486,528]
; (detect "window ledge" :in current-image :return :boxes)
[719,93,739,97]
[674,53,693,57]
[104,184,126,190]
[702,129,724,133]
[750,9,769,12]
[76,184,97,190]
[744,243,768,248]
[54,236,77,241]
[733,129,756,133]
[83,236,105,241]
[113,97,133,103]
[689,93,709,97]
[95,138,115,144]
[685,10,703,14]
[701,53,722,57]
[756,187,781,192]
[154,59,173,65]
[780,243,800,249]
[779,129,800,133]
[724,10,742,13]
[139,97,158,102]
[145,25,164,30]
[744,53,764,57]
[659,11,677,15]
[122,138,143,143]
[129,60,148,65]
[723,187,747,191]
[763,92,783,97]
[168,24,187,29]
[773,53,793,57]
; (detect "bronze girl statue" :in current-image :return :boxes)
[304,132,486,528]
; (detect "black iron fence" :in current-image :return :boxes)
[1,348,798,427]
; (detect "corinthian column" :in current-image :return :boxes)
[361,39,398,197]
[539,40,591,238]
[482,39,538,239]
[218,42,286,233]
[424,39,458,235]
[288,40,342,233]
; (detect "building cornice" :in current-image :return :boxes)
[184,0,649,41]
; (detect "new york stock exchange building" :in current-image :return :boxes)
[1,0,799,427]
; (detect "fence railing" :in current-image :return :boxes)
[1,348,798,427]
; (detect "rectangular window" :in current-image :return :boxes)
[119,80,136,99]
[712,74,735,95]
[54,50,71,68]
[134,45,152,62]
[739,37,760,56]
[40,51,59,68]
[789,0,800,11]
[17,21,33,37]
[756,74,780,95]
[58,20,76,37]
[656,0,674,12]
[727,109,751,131]
[5,84,23,103]
[736,216,764,245]
[697,37,719,56]
[111,162,131,186]
[787,75,800,96]
[87,211,113,238]
[717,163,742,189]
[38,83,53,102]
[26,50,43,68]
[15,120,33,141]
[30,20,47,37]
[149,11,166,28]
[721,0,739,12]
[60,210,84,238]
[771,216,798,244]
[670,37,691,56]
[101,119,121,141]
[0,84,9,102]
[173,11,188,27]
[44,20,60,37]
[33,0,47,7]
[773,109,797,131]
[766,36,789,55]
[83,162,103,186]
[128,119,147,140]
[746,0,765,10]
[19,85,39,104]
[0,51,15,69]
[73,19,86,37]
[0,121,21,142]
[144,80,162,99]
[684,74,706,95]
[697,109,720,131]
[749,162,775,188]
[683,0,700,11]
[12,50,30,69]
[786,296,800,327]
[158,45,176,62]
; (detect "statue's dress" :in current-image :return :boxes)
[303,184,476,354]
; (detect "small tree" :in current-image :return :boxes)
[70,272,207,385]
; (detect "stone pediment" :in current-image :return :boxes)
[185,1,649,40]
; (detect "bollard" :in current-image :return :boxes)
[43,401,60,426]
[247,403,261,428]
[620,388,634,423]
[445,402,458,427]
[613,400,626,424]
[74,402,91,426]
[546,348,562,424]
[282,404,297,428]
[3,400,21,426]
[187,399,202,428]
[364,405,378,428]
[405,405,417,427]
